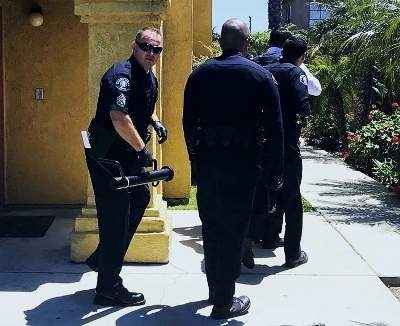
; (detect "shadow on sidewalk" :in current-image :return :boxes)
[24,289,123,326]
[173,225,204,255]
[308,179,400,228]
[116,300,245,326]
[238,264,288,285]
[25,292,245,326]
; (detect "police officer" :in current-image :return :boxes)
[247,31,321,254]
[254,30,322,97]
[85,27,167,306]
[253,29,292,66]
[183,19,283,319]
[265,36,311,267]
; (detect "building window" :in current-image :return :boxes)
[309,2,329,26]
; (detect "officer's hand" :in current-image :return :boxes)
[137,147,154,167]
[152,120,168,144]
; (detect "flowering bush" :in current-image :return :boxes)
[373,159,400,191]
[345,107,400,188]
[303,109,341,151]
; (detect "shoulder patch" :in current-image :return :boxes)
[116,93,127,108]
[300,74,308,86]
[115,77,130,92]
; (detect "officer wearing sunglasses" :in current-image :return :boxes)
[85,27,167,307]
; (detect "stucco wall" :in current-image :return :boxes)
[193,0,212,57]
[162,0,192,198]
[3,0,88,204]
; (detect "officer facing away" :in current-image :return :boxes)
[183,19,284,319]
[254,30,322,97]
[245,32,321,259]
[253,29,292,67]
[264,36,311,268]
[85,27,167,306]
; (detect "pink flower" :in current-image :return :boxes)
[371,104,378,110]
[392,136,400,144]
[354,134,361,142]
[367,114,373,121]
[342,151,350,160]
[391,102,399,109]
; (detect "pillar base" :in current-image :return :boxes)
[70,196,171,263]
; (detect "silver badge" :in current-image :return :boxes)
[115,77,130,91]
[116,94,126,108]
[300,74,308,86]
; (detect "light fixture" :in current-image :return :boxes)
[29,5,44,27]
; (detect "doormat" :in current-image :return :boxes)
[0,215,55,237]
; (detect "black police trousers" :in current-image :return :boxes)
[254,145,303,260]
[85,151,150,292]
[196,148,256,307]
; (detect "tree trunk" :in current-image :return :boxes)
[268,0,282,30]
[328,81,348,150]
[354,69,373,130]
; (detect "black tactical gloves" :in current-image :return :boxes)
[152,120,168,144]
[137,147,154,167]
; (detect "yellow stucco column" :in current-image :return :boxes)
[71,0,172,263]
[162,0,193,199]
[193,0,212,57]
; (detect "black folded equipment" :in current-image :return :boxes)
[95,157,174,190]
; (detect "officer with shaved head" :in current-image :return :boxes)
[183,19,284,319]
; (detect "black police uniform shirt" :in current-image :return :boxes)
[253,51,280,67]
[265,61,310,147]
[92,55,158,155]
[183,49,283,174]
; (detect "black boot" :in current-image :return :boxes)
[210,296,251,319]
[94,284,146,307]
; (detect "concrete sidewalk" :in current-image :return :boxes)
[302,144,400,278]
[0,145,400,325]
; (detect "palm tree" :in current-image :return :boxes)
[311,0,400,133]
[342,0,400,123]
[268,0,282,30]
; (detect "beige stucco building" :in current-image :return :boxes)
[0,0,212,262]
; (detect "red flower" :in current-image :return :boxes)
[392,136,400,144]
[342,151,350,159]
[391,102,399,109]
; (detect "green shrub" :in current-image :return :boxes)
[303,107,341,151]
[373,159,400,188]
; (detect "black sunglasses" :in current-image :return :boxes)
[136,41,163,54]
